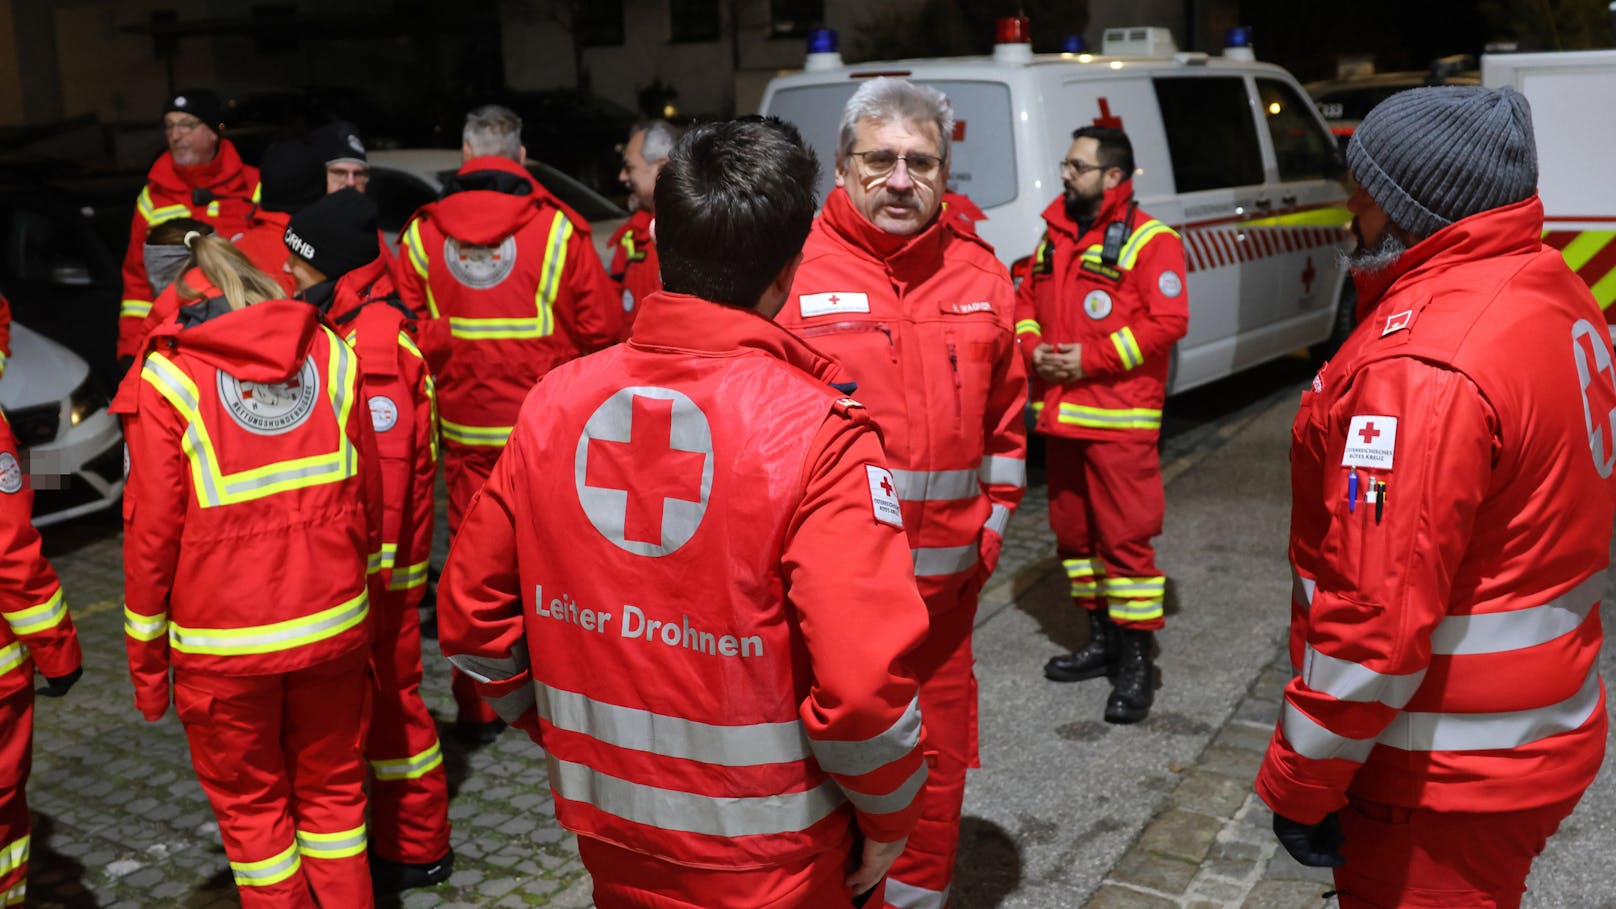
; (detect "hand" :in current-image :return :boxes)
[1272,812,1345,867]
[847,836,907,898]
[36,666,82,698]
[1032,342,1084,384]
[136,682,170,722]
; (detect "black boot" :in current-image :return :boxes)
[372,847,454,893]
[1105,629,1156,724]
[1044,610,1119,682]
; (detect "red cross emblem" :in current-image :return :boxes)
[1093,98,1124,130]
[828,295,840,305]
[1357,422,1382,445]
[879,475,894,497]
[1302,257,1316,293]
[578,387,713,555]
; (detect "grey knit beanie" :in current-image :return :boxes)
[1347,85,1537,238]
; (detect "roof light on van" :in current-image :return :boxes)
[993,16,1034,65]
[804,28,844,71]
[1224,25,1256,61]
[1061,35,1088,55]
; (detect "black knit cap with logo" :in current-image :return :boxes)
[257,142,326,215]
[1346,85,1538,239]
[285,188,380,280]
[310,120,368,166]
[164,88,225,135]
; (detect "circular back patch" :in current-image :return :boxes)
[1083,289,1114,320]
[0,451,21,494]
[217,357,322,436]
[369,395,398,433]
[1158,270,1184,298]
[444,235,518,290]
[575,386,713,558]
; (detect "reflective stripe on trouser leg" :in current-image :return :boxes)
[1062,557,1104,600]
[885,594,977,909]
[1081,436,1167,629]
[443,443,504,725]
[283,650,373,907]
[1104,575,1166,627]
[367,589,451,864]
[0,686,33,905]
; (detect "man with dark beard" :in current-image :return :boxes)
[1015,125,1188,724]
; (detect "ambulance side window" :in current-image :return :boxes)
[1151,77,1263,193]
[1257,78,1343,182]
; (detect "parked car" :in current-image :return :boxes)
[1306,56,1479,151]
[0,322,123,525]
[366,149,628,265]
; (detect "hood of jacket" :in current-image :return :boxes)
[428,155,551,246]
[629,291,854,390]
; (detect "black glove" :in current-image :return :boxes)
[1273,812,1345,867]
[36,666,82,698]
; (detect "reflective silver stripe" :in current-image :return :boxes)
[2,588,66,635]
[169,592,367,655]
[488,685,538,724]
[1429,573,1606,656]
[979,455,1026,488]
[447,648,529,684]
[840,761,927,817]
[545,753,845,838]
[1280,702,1376,762]
[1291,564,1316,609]
[536,680,811,766]
[222,458,349,499]
[124,607,168,642]
[1379,666,1602,752]
[370,741,444,781]
[1301,645,1426,709]
[912,544,977,578]
[983,503,1010,537]
[0,643,25,677]
[295,824,367,859]
[886,877,950,909]
[230,843,301,885]
[890,468,978,502]
[811,696,922,776]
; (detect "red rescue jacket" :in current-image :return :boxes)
[120,142,261,359]
[1257,195,1616,823]
[1014,183,1188,439]
[0,293,10,378]
[607,209,659,339]
[0,413,82,700]
[439,291,930,870]
[233,210,300,298]
[776,188,1027,607]
[113,298,382,719]
[394,156,619,451]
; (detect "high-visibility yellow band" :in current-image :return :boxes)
[1110,326,1144,370]
[0,643,26,678]
[2,879,24,906]
[439,418,512,447]
[3,587,67,636]
[1056,403,1162,430]
[403,220,431,282]
[250,182,262,205]
[1015,318,1042,335]
[121,299,154,319]
[170,591,368,656]
[1062,557,1103,579]
[447,316,552,339]
[1119,220,1179,270]
[367,549,384,577]
[0,834,31,879]
[389,559,430,591]
[1070,582,1100,598]
[370,741,444,781]
[231,842,301,887]
[296,824,367,860]
[1241,206,1352,229]
[1108,598,1164,622]
[123,606,168,642]
[1104,576,1167,597]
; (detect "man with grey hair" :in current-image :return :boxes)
[395,103,619,742]
[776,76,1028,909]
[1257,85,1616,906]
[609,119,684,336]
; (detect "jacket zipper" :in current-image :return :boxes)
[946,340,963,422]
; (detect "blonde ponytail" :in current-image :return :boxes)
[179,234,285,310]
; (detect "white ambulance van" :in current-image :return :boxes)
[759,22,1355,393]
[1482,49,1616,340]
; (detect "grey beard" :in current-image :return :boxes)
[1342,230,1409,277]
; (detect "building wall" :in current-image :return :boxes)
[0,0,26,124]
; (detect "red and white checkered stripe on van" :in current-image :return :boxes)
[1184,226,1351,272]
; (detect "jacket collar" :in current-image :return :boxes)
[1353,194,1546,318]
[629,291,852,388]
[818,186,946,280]
[1042,180,1134,242]
[148,139,248,194]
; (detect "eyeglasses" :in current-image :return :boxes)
[327,165,370,185]
[1061,158,1107,176]
[164,117,206,135]
[848,149,943,179]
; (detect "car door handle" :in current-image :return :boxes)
[1253,198,1272,210]
[1281,194,1298,206]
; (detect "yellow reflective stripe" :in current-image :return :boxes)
[121,299,154,319]
[378,542,398,572]
[1015,318,1042,335]
[447,316,552,339]
[1031,400,1045,415]
[124,606,169,642]
[1593,267,1616,310]
[1035,236,1051,266]
[1104,576,1166,597]
[3,587,67,635]
[397,331,439,461]
[0,835,27,879]
[206,200,220,218]
[1056,403,1162,430]
[1064,557,1104,597]
[536,212,571,331]
[1118,220,1178,270]
[170,590,368,656]
[231,842,301,887]
[150,205,191,223]
[2,879,23,907]
[0,642,26,678]
[370,741,444,780]
[1242,206,1352,228]
[367,549,384,577]
[621,232,637,257]
[439,417,512,447]
[403,221,430,280]
[1110,326,1144,370]
[137,186,154,220]
[296,824,367,860]
[251,182,262,205]
[389,559,430,591]
[1108,598,1164,621]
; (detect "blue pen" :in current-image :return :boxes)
[1347,468,1359,512]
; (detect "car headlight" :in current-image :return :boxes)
[69,378,108,427]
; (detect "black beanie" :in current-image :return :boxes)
[310,120,368,166]
[285,189,380,280]
[257,142,326,214]
[164,89,225,134]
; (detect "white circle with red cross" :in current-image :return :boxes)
[574,386,714,557]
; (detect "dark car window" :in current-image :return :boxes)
[430,165,626,223]
[1258,79,1343,182]
[1152,77,1265,193]
[369,169,438,233]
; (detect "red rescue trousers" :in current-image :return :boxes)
[580,835,868,908]
[445,443,502,726]
[0,687,32,908]
[883,588,980,909]
[174,648,374,909]
[1045,435,1167,630]
[1334,794,1582,909]
[366,588,451,864]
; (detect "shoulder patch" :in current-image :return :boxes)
[1342,415,1397,469]
[1157,270,1183,298]
[865,465,904,528]
[0,450,21,494]
[1381,309,1414,337]
[800,292,869,318]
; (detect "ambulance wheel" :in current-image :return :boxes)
[1310,282,1357,363]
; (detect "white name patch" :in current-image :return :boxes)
[866,465,904,527]
[1342,415,1398,469]
[800,292,869,317]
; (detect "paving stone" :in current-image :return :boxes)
[1196,743,1265,781]
[1085,884,1180,909]
[1188,875,1249,903]
[1213,721,1274,755]
[1169,768,1251,818]
[1110,848,1199,895]
[1136,808,1224,864]
[1241,879,1335,908]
